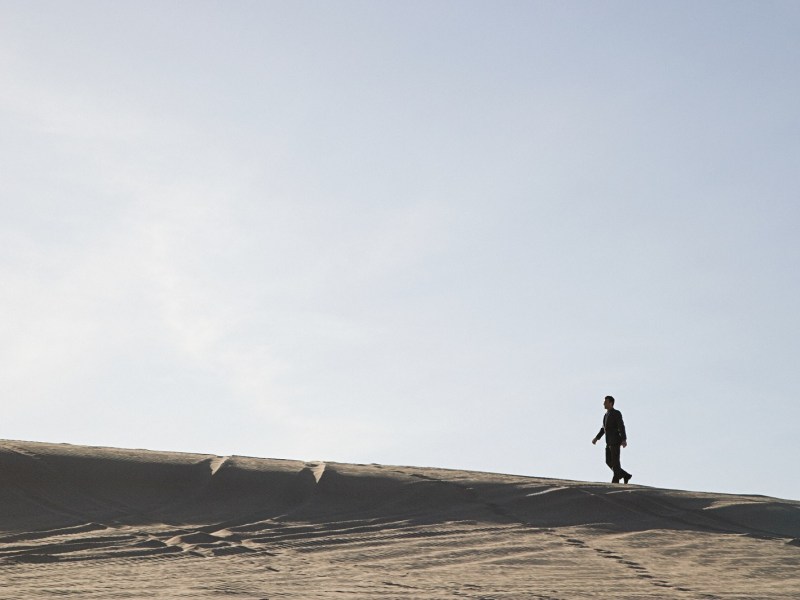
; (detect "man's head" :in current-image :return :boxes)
[603,395,615,410]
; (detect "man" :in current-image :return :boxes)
[592,395,632,484]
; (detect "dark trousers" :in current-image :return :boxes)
[605,444,630,483]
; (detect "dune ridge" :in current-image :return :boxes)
[1,440,798,598]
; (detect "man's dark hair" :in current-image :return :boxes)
[605,395,615,405]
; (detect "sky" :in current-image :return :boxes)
[1,1,799,501]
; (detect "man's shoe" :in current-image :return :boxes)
[623,474,632,484]
[612,478,620,484]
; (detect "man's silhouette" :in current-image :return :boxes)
[592,395,632,484]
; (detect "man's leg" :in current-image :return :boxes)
[611,445,632,483]
[622,471,632,484]
[605,445,621,483]
[619,459,632,483]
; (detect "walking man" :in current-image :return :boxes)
[592,395,632,484]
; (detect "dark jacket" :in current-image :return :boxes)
[597,408,627,446]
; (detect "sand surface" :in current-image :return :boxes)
[1,440,798,599]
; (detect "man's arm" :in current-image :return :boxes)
[592,427,605,445]
[617,411,628,447]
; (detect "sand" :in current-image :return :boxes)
[0,440,798,599]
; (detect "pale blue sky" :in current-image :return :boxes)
[2,1,799,500]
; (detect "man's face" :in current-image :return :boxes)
[603,398,612,410]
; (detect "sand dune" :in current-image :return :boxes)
[1,440,798,598]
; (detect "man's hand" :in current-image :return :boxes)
[592,437,598,445]
[622,440,628,448]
